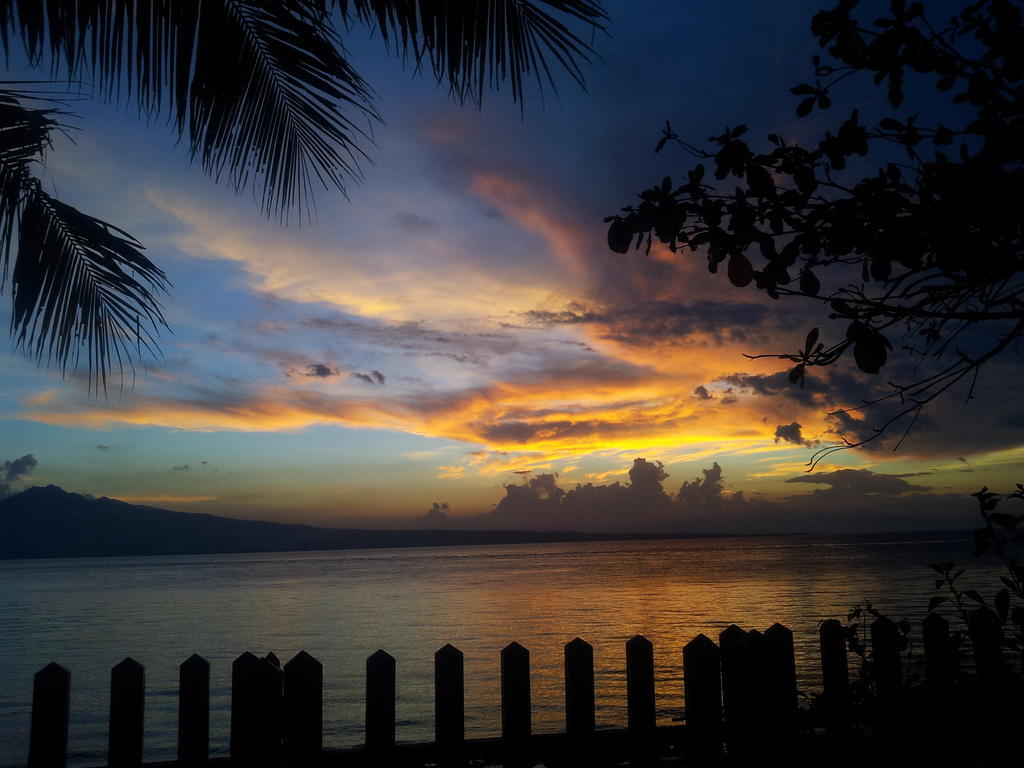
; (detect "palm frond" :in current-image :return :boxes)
[338,0,608,105]
[0,1,379,220]
[189,1,379,219]
[11,181,168,393]
[0,87,168,392]
[0,88,57,284]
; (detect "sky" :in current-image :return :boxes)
[1,1,1021,533]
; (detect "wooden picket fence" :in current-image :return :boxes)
[24,608,1015,768]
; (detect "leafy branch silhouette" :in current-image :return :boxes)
[607,0,1023,467]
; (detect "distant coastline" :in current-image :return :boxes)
[2,485,973,562]
[0,485,791,561]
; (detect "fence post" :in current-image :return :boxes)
[435,644,464,749]
[870,617,902,698]
[265,652,281,668]
[682,634,721,759]
[564,637,595,740]
[764,623,798,743]
[718,625,747,731]
[922,613,956,694]
[501,642,531,743]
[28,663,70,768]
[230,651,259,761]
[626,635,656,736]
[234,657,283,768]
[720,625,756,762]
[178,654,209,767]
[869,615,903,756]
[366,650,396,751]
[108,658,145,768]
[969,607,1003,682]
[969,606,1017,765]
[283,651,322,765]
[819,618,850,732]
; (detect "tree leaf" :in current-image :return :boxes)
[799,269,821,296]
[962,590,985,606]
[607,218,632,254]
[804,327,820,356]
[995,588,1009,621]
[927,596,947,612]
[727,253,754,287]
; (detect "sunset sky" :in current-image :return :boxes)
[1,0,1021,532]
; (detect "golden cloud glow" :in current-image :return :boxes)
[23,361,835,477]
[148,188,575,326]
[115,494,220,504]
[19,173,900,487]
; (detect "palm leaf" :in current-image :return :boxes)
[0,0,379,220]
[188,1,378,219]
[0,88,56,283]
[0,87,167,391]
[11,181,168,392]
[338,0,608,105]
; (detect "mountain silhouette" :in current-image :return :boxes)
[0,485,721,559]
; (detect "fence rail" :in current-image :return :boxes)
[24,607,1018,768]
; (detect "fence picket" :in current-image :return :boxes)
[922,613,956,694]
[435,644,465,748]
[283,651,321,765]
[625,635,655,735]
[230,651,259,762]
[819,618,850,732]
[969,607,1003,682]
[366,650,396,750]
[177,654,209,767]
[501,642,531,742]
[870,617,902,697]
[233,657,283,768]
[564,637,595,740]
[28,663,70,768]
[108,658,145,768]
[682,633,721,754]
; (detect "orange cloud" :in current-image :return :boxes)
[23,361,834,475]
[470,173,592,282]
[148,188,575,325]
[115,494,220,504]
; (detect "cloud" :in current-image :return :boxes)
[785,468,929,500]
[21,359,796,466]
[469,458,747,531]
[3,454,37,482]
[114,494,219,505]
[415,457,980,533]
[1,453,38,497]
[677,462,733,508]
[96,444,110,450]
[524,299,773,347]
[152,189,572,325]
[693,385,713,400]
[774,421,813,446]
[394,213,438,233]
[350,370,386,385]
[414,501,452,527]
[300,364,339,378]
[171,464,191,472]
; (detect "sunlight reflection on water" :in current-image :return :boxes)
[0,533,1001,766]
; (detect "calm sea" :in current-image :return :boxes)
[0,532,1002,767]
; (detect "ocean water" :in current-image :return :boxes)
[0,532,1004,767]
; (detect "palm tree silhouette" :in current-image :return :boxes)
[0,0,607,391]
